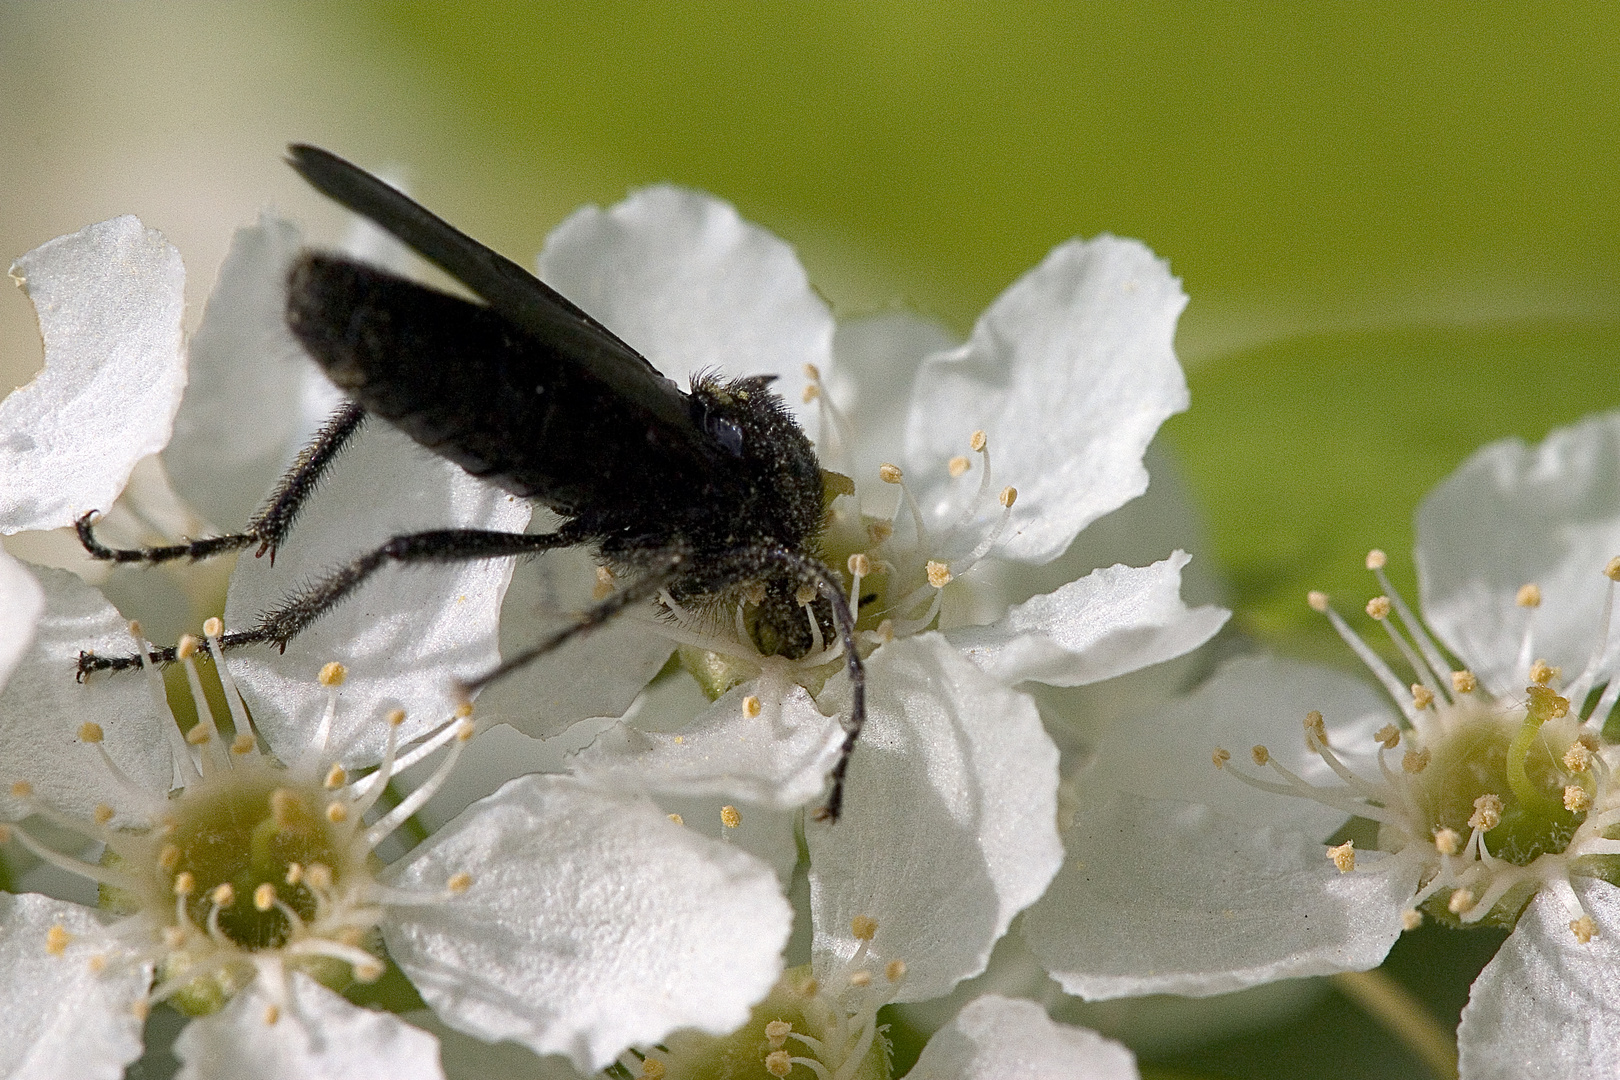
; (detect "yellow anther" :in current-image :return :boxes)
[1571,915,1599,944]
[851,914,878,940]
[10,781,32,799]
[1212,747,1231,769]
[867,520,894,545]
[326,801,349,824]
[1375,725,1401,750]
[1516,583,1542,608]
[186,725,212,746]
[203,617,223,638]
[1526,685,1570,722]
[305,864,333,891]
[802,383,820,404]
[325,764,347,790]
[264,1004,281,1026]
[1365,550,1387,570]
[1452,670,1478,694]
[175,635,199,660]
[926,560,952,588]
[456,720,476,742]
[386,708,407,728]
[1565,785,1593,812]
[231,733,256,755]
[640,1059,666,1080]
[45,923,70,956]
[454,702,475,720]
[319,661,347,687]
[447,872,473,895]
[1304,711,1328,746]
[158,844,180,871]
[878,463,903,484]
[1326,841,1356,873]
[1401,909,1423,931]
[667,813,684,826]
[885,958,907,983]
[1366,597,1392,620]
[1470,793,1504,832]
[1448,888,1476,914]
[764,1050,793,1078]
[1411,684,1435,710]
[1403,747,1431,773]
[1434,828,1462,855]
[803,363,821,381]
[1251,745,1270,766]
[998,486,1017,509]
[1607,557,1620,582]
[1530,659,1558,686]
[254,883,276,912]
[354,960,384,983]
[765,1019,792,1049]
[849,970,873,987]
[721,805,742,829]
[969,430,987,452]
[210,883,234,906]
[1307,591,1329,612]
[78,722,104,743]
[848,552,871,577]
[93,804,115,825]
[796,976,820,998]
[948,455,971,478]
[127,619,143,639]
[1564,743,1594,772]
[795,583,817,606]
[281,862,304,887]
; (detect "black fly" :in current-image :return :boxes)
[75,144,866,820]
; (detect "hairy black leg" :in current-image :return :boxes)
[76,526,581,679]
[76,402,367,567]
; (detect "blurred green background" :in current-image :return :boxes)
[3,4,1617,1077]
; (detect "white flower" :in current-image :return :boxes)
[1020,410,1620,1080]
[907,994,1140,1080]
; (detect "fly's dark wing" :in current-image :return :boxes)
[285,144,701,451]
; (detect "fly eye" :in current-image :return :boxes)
[710,416,745,457]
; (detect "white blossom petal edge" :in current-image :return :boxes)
[907,994,1140,1080]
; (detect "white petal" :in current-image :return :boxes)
[1457,878,1620,1080]
[903,236,1187,564]
[225,424,531,768]
[1,217,186,534]
[1417,410,1620,693]
[908,995,1139,1080]
[537,185,831,429]
[945,552,1228,687]
[383,774,792,1072]
[164,215,339,531]
[0,567,172,822]
[570,680,845,809]
[822,312,959,484]
[1085,654,1394,840]
[476,541,671,738]
[173,971,443,1080]
[1022,795,1418,999]
[0,548,44,690]
[807,635,1062,1002]
[0,893,147,1080]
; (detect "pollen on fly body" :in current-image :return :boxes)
[74,144,867,820]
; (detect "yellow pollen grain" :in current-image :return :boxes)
[848,552,871,577]
[45,923,70,956]
[175,635,199,660]
[1607,557,1620,582]
[999,486,1017,509]
[867,520,894,545]
[285,863,303,886]
[447,872,473,895]
[1448,888,1476,915]
[158,844,180,871]
[325,764,347,790]
[1564,743,1594,772]
[1365,549,1388,570]
[886,959,907,983]
[764,1050,792,1078]
[851,914,878,940]
[186,725,212,746]
[93,804,115,825]
[878,463,903,484]
[1517,583,1542,608]
[1401,909,1424,931]
[305,863,333,890]
[1571,915,1599,944]
[78,722,104,743]
[927,560,952,588]
[765,1019,792,1049]
[203,617,223,638]
[1530,659,1557,686]
[1304,711,1328,746]
[1470,793,1504,832]
[641,1059,666,1080]
[969,429,987,452]
[231,733,255,755]
[1366,596,1392,620]
[1326,841,1356,873]
[264,1004,281,1026]
[10,781,33,799]
[254,883,276,912]
[1411,684,1435,710]
[1212,747,1231,769]
[948,455,971,478]
[1434,828,1462,856]
[326,801,349,824]
[849,970,872,987]
[721,805,742,829]
[1452,670,1478,694]
[1251,745,1271,766]
[1566,785,1593,813]
[1375,725,1401,750]
[1403,747,1431,774]
[667,813,684,826]
[1308,591,1330,612]
[319,661,347,687]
